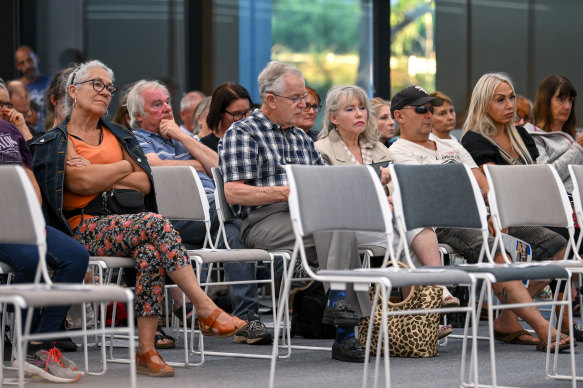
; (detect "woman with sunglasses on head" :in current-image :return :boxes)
[30,60,247,378]
[461,73,573,347]
[201,82,253,152]
[296,86,322,141]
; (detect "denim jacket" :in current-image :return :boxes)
[30,117,157,235]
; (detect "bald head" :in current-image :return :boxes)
[180,90,206,132]
[14,46,40,82]
[6,80,31,113]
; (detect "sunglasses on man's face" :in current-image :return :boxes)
[401,105,434,114]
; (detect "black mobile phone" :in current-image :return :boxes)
[370,161,392,178]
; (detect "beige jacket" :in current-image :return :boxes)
[315,129,394,192]
[315,129,394,164]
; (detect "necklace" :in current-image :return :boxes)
[68,124,103,145]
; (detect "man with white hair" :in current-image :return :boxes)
[128,80,273,346]
[219,61,365,362]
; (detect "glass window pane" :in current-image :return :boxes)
[271,0,373,130]
[390,0,435,96]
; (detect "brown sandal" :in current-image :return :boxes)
[536,333,573,352]
[136,349,175,377]
[198,307,247,337]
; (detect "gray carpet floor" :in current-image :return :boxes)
[11,313,582,388]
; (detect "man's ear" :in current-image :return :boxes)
[135,113,144,127]
[393,110,404,125]
[265,94,277,109]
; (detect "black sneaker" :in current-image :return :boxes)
[233,312,273,345]
[322,300,360,326]
[332,337,365,363]
[289,262,317,296]
[55,337,78,352]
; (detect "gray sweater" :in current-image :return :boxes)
[524,123,583,193]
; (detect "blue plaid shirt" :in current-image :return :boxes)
[133,128,216,196]
[218,109,325,218]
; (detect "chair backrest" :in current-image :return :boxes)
[211,167,236,223]
[484,164,572,229]
[0,165,45,246]
[0,165,49,282]
[389,163,488,231]
[569,164,583,219]
[150,166,209,222]
[285,165,391,237]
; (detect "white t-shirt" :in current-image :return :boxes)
[391,138,478,168]
[429,132,458,142]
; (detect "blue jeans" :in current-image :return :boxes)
[220,220,273,319]
[0,226,89,337]
[172,186,266,319]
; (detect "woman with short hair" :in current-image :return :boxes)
[31,60,247,378]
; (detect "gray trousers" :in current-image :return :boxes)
[241,202,370,317]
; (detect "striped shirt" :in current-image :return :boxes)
[218,109,325,218]
[133,127,215,196]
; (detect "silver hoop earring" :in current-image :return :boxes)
[73,98,77,108]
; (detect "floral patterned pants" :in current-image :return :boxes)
[73,212,189,316]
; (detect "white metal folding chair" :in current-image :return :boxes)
[390,163,575,387]
[151,166,281,364]
[485,164,581,386]
[270,164,478,388]
[0,165,136,387]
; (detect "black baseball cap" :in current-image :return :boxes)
[390,86,444,117]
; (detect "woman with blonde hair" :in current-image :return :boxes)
[461,72,572,348]
[316,85,458,347]
[370,97,395,147]
[461,73,535,165]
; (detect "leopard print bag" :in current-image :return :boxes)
[358,283,443,358]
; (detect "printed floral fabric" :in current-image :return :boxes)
[73,212,189,316]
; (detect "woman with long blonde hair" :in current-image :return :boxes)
[461,73,534,165]
[461,72,573,348]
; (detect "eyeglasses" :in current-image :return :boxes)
[224,108,253,121]
[401,105,434,114]
[0,101,13,109]
[76,78,119,96]
[304,103,322,113]
[268,91,309,104]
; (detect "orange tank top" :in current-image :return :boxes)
[64,127,124,229]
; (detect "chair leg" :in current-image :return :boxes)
[269,248,298,387]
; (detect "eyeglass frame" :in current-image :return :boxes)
[267,91,310,104]
[0,101,14,109]
[76,78,119,96]
[224,108,253,121]
[304,103,322,113]
[401,105,434,115]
